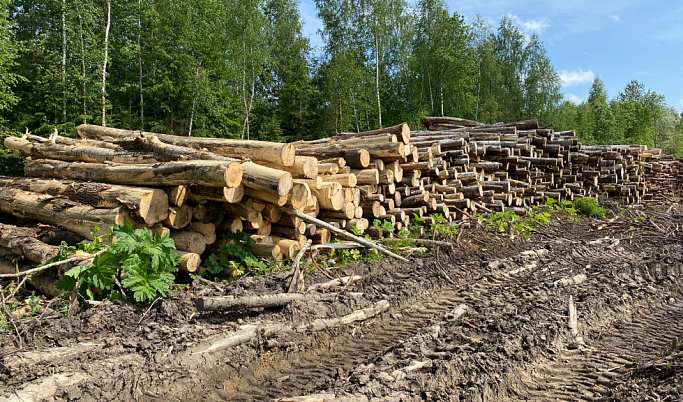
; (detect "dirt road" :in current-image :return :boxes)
[1,216,682,401]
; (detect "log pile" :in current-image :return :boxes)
[0,117,681,285]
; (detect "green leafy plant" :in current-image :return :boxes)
[55,221,181,303]
[205,231,266,278]
[573,197,608,219]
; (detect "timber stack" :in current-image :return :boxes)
[0,117,681,285]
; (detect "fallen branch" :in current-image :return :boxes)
[288,239,312,293]
[0,250,103,279]
[0,372,88,402]
[195,292,336,312]
[308,275,363,291]
[568,295,585,347]
[193,300,390,354]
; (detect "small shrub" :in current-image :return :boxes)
[574,197,608,219]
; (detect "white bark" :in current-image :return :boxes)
[62,0,67,122]
[101,0,111,127]
[138,0,144,127]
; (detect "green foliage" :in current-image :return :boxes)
[55,222,180,303]
[205,231,266,278]
[573,197,608,219]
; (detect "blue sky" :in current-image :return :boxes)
[298,0,683,112]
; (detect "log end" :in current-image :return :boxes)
[282,143,296,167]
[225,162,244,188]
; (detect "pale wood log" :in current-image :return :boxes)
[318,157,346,167]
[163,205,192,229]
[77,124,296,166]
[263,204,282,222]
[190,185,244,204]
[243,187,288,207]
[296,147,370,169]
[350,169,379,185]
[0,176,168,225]
[260,156,318,179]
[294,177,323,190]
[0,188,131,240]
[337,122,410,144]
[317,163,339,174]
[241,161,293,197]
[25,159,242,188]
[422,116,480,127]
[248,243,281,258]
[168,185,190,207]
[170,230,206,255]
[271,237,301,259]
[225,204,262,227]
[312,228,331,244]
[325,173,357,187]
[177,251,201,273]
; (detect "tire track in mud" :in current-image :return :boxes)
[507,301,683,401]
[217,238,683,401]
[218,246,578,400]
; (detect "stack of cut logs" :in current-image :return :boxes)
[0,117,681,288]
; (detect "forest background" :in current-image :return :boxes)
[1,0,681,175]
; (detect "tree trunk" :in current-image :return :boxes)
[0,176,169,225]
[24,159,243,188]
[77,124,295,166]
[137,0,144,127]
[101,0,111,126]
[62,0,67,122]
[0,188,131,239]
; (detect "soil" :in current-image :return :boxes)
[1,210,683,401]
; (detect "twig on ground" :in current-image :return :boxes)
[0,250,105,279]
[288,239,312,293]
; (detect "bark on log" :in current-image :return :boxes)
[0,176,169,224]
[4,136,158,164]
[25,159,242,188]
[0,223,59,264]
[0,188,131,240]
[196,292,333,312]
[77,124,295,166]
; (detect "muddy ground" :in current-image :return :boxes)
[1,210,683,401]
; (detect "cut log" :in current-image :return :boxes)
[4,136,158,164]
[0,223,59,264]
[248,243,281,258]
[260,156,318,179]
[241,161,293,197]
[0,176,169,225]
[77,124,296,166]
[168,185,190,207]
[190,185,244,204]
[25,159,242,188]
[177,251,201,273]
[170,230,206,255]
[163,205,193,229]
[0,187,131,240]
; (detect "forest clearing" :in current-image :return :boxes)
[0,115,682,401]
[2,0,683,400]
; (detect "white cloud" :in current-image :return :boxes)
[559,69,596,87]
[567,94,584,104]
[608,15,621,22]
[507,14,550,35]
[520,19,550,34]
